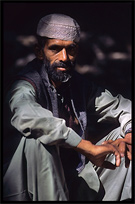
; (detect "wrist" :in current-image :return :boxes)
[74,139,95,158]
[125,127,132,136]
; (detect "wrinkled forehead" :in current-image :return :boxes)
[37,13,81,43]
[45,38,77,47]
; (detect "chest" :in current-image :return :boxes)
[57,92,82,136]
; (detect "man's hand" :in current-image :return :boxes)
[73,139,121,169]
[102,133,132,168]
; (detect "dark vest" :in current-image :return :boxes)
[17,58,91,132]
[16,58,94,173]
[4,58,95,175]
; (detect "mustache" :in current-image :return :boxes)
[51,61,75,69]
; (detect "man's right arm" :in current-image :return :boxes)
[7,80,121,168]
[7,80,82,147]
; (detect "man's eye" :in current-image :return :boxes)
[67,46,77,55]
[49,46,61,53]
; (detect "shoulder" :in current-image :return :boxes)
[11,80,36,91]
[15,58,44,91]
[7,79,36,99]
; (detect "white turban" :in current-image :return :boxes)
[37,13,80,42]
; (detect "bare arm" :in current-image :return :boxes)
[74,139,121,169]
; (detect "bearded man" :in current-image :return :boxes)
[3,14,132,201]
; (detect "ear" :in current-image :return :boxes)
[34,44,44,60]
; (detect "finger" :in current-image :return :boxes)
[102,138,123,146]
[101,144,121,167]
[114,150,121,167]
[127,144,132,154]
[124,145,131,168]
[118,141,126,157]
[111,138,125,146]
[127,150,132,161]
[102,140,113,145]
[123,133,132,144]
[110,145,121,167]
[126,144,132,161]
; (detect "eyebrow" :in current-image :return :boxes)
[48,43,77,49]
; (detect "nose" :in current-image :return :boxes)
[59,48,68,62]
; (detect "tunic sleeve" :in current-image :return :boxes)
[88,87,131,137]
[7,80,82,147]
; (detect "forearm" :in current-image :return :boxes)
[73,139,94,158]
[74,139,121,168]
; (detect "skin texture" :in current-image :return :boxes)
[38,38,131,169]
[43,39,78,64]
[43,39,78,87]
[74,139,121,169]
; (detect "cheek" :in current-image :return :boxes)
[45,54,56,65]
[49,57,57,65]
[68,52,77,61]
[69,56,76,63]
[43,48,56,64]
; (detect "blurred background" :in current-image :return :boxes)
[2,2,132,99]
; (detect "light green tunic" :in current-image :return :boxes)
[3,80,131,201]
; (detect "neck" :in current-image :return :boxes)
[51,79,71,94]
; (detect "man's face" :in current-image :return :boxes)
[43,39,78,83]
